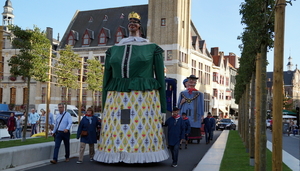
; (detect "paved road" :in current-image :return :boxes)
[21,131,222,171]
[266,128,299,160]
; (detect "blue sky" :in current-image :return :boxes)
[9,0,300,72]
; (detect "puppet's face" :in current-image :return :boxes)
[128,19,140,32]
[188,78,197,88]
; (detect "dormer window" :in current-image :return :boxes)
[89,16,93,22]
[82,29,94,46]
[103,15,108,21]
[67,30,79,46]
[83,33,90,45]
[68,35,74,45]
[115,27,124,43]
[98,28,110,45]
[99,32,106,44]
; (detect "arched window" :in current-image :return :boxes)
[82,31,90,45]
[115,28,123,43]
[67,34,75,45]
[67,30,79,46]
[98,29,106,45]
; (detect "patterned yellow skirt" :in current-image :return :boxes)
[93,90,169,163]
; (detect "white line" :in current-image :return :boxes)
[267,141,300,171]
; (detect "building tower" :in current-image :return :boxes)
[2,0,14,31]
[287,55,293,71]
[148,0,192,76]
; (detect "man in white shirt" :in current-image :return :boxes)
[50,103,72,164]
[28,108,40,136]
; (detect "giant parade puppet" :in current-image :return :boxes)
[177,75,204,143]
[93,12,169,163]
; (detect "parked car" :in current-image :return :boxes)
[216,119,236,130]
[0,111,23,126]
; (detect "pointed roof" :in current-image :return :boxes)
[4,0,12,7]
[59,5,148,48]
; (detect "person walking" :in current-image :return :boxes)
[48,109,55,131]
[7,112,16,139]
[180,112,191,149]
[15,115,23,138]
[28,108,40,136]
[50,103,72,164]
[164,107,185,167]
[76,107,101,164]
[209,113,216,141]
[39,109,46,132]
[203,112,213,144]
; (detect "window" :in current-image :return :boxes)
[10,87,16,104]
[213,89,218,98]
[191,60,196,76]
[205,65,211,85]
[67,30,79,46]
[41,87,45,103]
[115,29,123,43]
[198,62,203,84]
[100,56,105,64]
[213,72,218,82]
[89,16,93,22]
[161,18,166,26]
[99,31,106,44]
[61,87,66,103]
[2,38,5,49]
[103,15,108,21]
[67,34,75,46]
[204,93,210,113]
[167,50,172,61]
[226,77,229,86]
[82,31,90,45]
[180,52,188,64]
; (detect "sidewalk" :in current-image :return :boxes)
[1,130,298,171]
[193,130,299,171]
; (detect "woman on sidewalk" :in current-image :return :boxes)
[76,107,101,164]
[7,113,16,139]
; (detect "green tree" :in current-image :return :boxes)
[86,58,103,111]
[7,25,51,141]
[238,1,275,170]
[54,45,81,108]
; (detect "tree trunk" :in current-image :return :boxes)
[255,53,261,170]
[22,77,31,142]
[249,73,255,166]
[245,84,250,152]
[92,90,95,112]
[272,1,285,170]
[259,43,267,170]
[65,87,68,112]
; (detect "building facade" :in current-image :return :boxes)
[1,0,239,117]
[267,56,300,112]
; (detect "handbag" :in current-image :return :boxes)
[80,130,88,137]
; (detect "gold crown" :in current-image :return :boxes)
[128,11,141,20]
